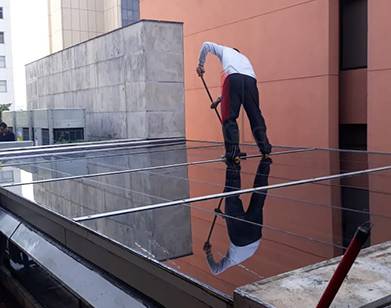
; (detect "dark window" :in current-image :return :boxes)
[22,128,30,140]
[121,0,139,26]
[53,128,84,144]
[42,129,50,145]
[0,56,5,68]
[339,124,367,150]
[340,0,368,70]
[0,32,4,44]
[0,7,3,19]
[0,80,7,92]
[339,124,369,249]
[7,126,13,133]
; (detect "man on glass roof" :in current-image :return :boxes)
[197,42,272,162]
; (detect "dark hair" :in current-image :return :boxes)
[233,48,240,53]
[0,122,7,129]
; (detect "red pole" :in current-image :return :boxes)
[316,223,371,308]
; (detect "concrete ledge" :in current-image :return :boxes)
[0,141,34,150]
[234,241,391,308]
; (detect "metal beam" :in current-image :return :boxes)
[0,142,223,168]
[189,139,391,155]
[1,148,314,188]
[0,138,185,159]
[73,164,391,222]
[0,140,187,162]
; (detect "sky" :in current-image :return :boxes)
[10,0,50,110]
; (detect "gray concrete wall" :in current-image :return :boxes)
[15,111,31,128]
[25,20,185,141]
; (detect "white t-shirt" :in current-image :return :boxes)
[198,41,256,79]
[206,240,261,275]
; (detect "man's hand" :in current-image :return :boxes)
[210,96,222,109]
[196,65,205,77]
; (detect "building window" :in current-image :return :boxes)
[42,129,50,145]
[53,128,84,143]
[121,0,139,26]
[0,7,3,19]
[339,124,367,150]
[0,32,4,44]
[0,56,5,68]
[340,0,368,70]
[22,128,30,140]
[0,80,7,92]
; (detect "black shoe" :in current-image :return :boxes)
[261,156,273,164]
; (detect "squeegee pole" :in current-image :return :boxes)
[200,75,223,124]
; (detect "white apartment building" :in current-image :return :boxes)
[0,0,14,109]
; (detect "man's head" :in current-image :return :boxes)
[0,122,7,133]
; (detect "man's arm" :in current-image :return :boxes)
[203,242,231,275]
[197,42,224,76]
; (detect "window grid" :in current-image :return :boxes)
[22,128,30,140]
[0,56,6,68]
[54,128,84,143]
[42,129,50,145]
[121,0,139,26]
[0,80,7,92]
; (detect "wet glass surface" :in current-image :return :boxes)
[3,145,391,219]
[0,141,265,186]
[77,162,391,296]
[1,141,391,297]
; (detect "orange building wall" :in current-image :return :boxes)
[340,69,367,124]
[367,0,391,244]
[368,0,391,153]
[140,0,339,148]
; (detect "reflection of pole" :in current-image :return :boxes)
[200,75,223,124]
[205,198,224,245]
[316,223,371,308]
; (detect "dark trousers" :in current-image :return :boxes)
[221,73,271,157]
[224,159,270,246]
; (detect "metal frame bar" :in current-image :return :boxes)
[1,148,315,188]
[73,164,391,222]
[188,139,391,156]
[188,139,306,151]
[0,142,224,168]
[0,138,185,159]
[0,140,187,161]
[0,137,151,153]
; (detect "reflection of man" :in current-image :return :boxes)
[0,122,16,142]
[204,158,272,275]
